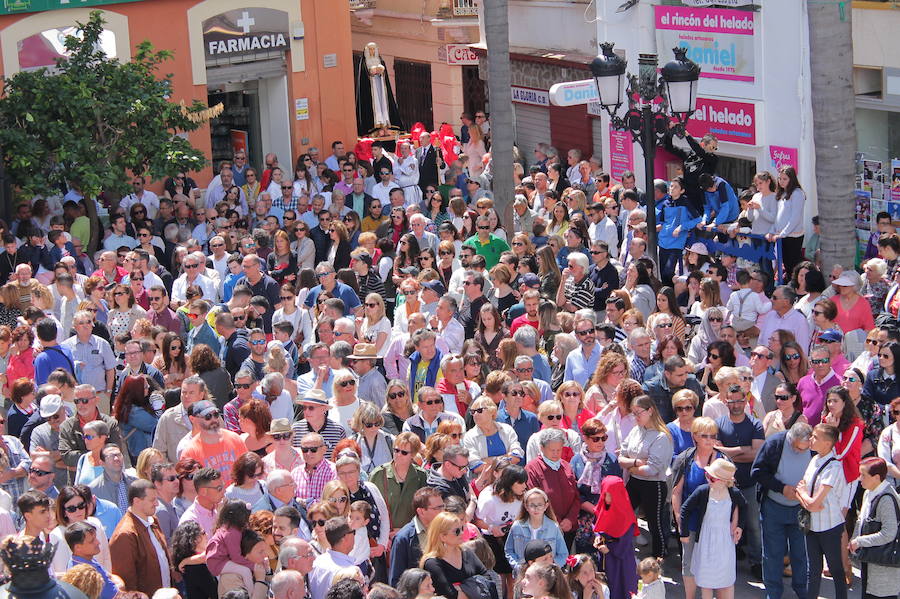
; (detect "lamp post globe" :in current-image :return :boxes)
[660,47,701,118]
[590,42,627,110]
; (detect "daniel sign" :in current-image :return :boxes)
[203,8,290,60]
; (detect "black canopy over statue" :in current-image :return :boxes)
[355,42,403,137]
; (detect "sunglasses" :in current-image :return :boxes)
[328,496,349,504]
[675,405,694,413]
[562,391,581,398]
[311,519,327,528]
[388,391,407,400]
[892,410,900,416]
[589,434,609,442]
[575,327,595,336]
[29,468,53,476]
[235,383,252,389]
[708,353,721,360]
[656,322,673,328]
[271,433,292,441]
[64,502,87,513]
[843,376,858,383]
[728,384,742,393]
[393,448,411,456]
[364,422,379,428]
[201,412,220,421]
[810,358,830,365]
[696,433,717,440]
[421,398,443,406]
[471,408,487,415]
[708,317,723,323]
[250,340,266,346]
[507,390,526,397]
[545,414,563,420]
[774,394,791,401]
[866,338,880,345]
[74,397,92,405]
[301,446,322,453]
[338,380,356,387]
[784,353,801,360]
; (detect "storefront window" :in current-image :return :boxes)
[857,108,900,166]
[17,27,116,71]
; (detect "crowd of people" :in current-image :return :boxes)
[0,122,899,599]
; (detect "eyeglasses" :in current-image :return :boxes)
[328,496,349,504]
[727,384,742,393]
[388,391,407,400]
[280,296,294,302]
[774,394,791,402]
[588,434,609,442]
[675,405,694,413]
[696,433,717,440]
[29,468,52,476]
[812,310,825,316]
[271,433,292,441]
[64,502,87,513]
[301,446,322,453]
[820,339,839,344]
[810,357,830,365]
[338,379,356,387]
[545,414,563,420]
[187,313,201,319]
[526,502,547,509]
[880,353,893,359]
[131,277,144,282]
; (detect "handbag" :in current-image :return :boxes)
[856,492,900,567]
[798,457,835,533]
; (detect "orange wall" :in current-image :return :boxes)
[0,0,357,186]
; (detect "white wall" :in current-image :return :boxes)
[508,0,596,56]
[594,1,818,223]
[853,7,900,69]
[258,75,292,170]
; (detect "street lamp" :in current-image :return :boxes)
[590,42,701,271]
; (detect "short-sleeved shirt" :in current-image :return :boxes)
[62,335,116,392]
[462,234,510,269]
[303,281,362,315]
[803,451,847,532]
[178,431,248,486]
[715,415,764,489]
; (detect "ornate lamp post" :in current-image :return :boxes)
[590,42,700,269]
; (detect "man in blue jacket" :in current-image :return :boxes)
[407,329,443,403]
[750,422,813,596]
[657,177,703,285]
[388,487,444,586]
[699,173,739,232]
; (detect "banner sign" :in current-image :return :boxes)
[549,79,598,106]
[444,44,479,65]
[769,146,798,171]
[511,86,549,107]
[203,8,289,60]
[655,6,756,82]
[681,0,757,6]
[686,97,756,145]
[0,0,145,15]
[609,125,634,182]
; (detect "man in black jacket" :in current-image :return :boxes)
[750,423,813,597]
[416,132,440,195]
[217,312,250,378]
[642,356,705,422]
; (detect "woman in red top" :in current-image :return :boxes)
[557,381,595,435]
[832,271,875,340]
[821,385,863,586]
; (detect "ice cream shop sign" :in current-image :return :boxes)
[203,8,289,59]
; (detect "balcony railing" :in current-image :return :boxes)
[437,0,478,17]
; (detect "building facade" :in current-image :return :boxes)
[0,0,357,181]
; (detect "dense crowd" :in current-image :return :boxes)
[0,120,898,599]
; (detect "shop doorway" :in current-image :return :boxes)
[462,65,486,116]
[718,155,757,193]
[208,85,262,169]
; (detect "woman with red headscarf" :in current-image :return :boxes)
[593,476,639,599]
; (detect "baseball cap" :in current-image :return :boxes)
[819,329,843,343]
[189,400,218,418]
[39,394,63,419]
[519,273,540,288]
[523,540,552,562]
[421,280,447,296]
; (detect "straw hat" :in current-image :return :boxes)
[268,418,292,435]
[348,343,378,360]
[704,458,736,484]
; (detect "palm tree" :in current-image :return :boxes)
[482,0,515,234]
[807,0,856,273]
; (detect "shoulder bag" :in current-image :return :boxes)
[857,492,900,567]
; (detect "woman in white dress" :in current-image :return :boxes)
[679,459,746,599]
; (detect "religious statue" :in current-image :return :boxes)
[355,42,403,138]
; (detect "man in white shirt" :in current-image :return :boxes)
[123,249,164,289]
[309,518,357,599]
[324,141,346,172]
[119,176,160,220]
[207,236,230,290]
[171,253,218,306]
[431,294,464,356]
[749,346,781,414]
[757,285,811,353]
[587,200,619,259]
[370,168,399,208]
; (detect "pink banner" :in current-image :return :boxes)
[654,6,754,35]
[609,125,634,183]
[769,146,798,171]
[686,98,756,145]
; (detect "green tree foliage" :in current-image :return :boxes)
[0,10,214,200]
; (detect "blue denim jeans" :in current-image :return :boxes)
[760,497,808,599]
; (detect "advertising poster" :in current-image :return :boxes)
[769,146,798,171]
[230,130,248,156]
[892,159,900,203]
[608,125,634,183]
[685,97,756,145]
[856,190,872,230]
[655,6,756,82]
[863,159,884,200]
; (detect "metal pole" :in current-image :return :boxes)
[641,104,659,271]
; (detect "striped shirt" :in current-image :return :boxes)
[563,276,596,311]
[291,419,348,460]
